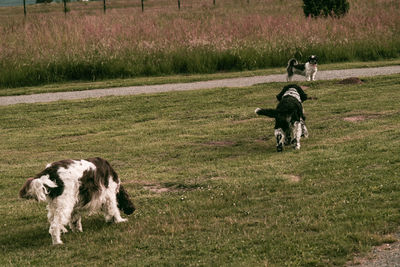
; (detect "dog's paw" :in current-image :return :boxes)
[302,132,309,138]
[60,225,68,234]
[114,217,128,223]
[276,144,283,152]
[52,240,63,245]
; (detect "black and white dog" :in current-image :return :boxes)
[19,157,135,245]
[287,55,318,82]
[255,84,308,152]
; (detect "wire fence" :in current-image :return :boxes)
[1,0,252,17]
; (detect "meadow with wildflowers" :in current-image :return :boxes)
[0,0,399,87]
[0,0,400,87]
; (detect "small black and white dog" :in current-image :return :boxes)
[287,55,318,82]
[19,157,135,245]
[255,84,308,152]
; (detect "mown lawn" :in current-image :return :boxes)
[1,75,399,266]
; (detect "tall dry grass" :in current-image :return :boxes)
[0,0,399,87]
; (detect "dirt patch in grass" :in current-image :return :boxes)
[124,180,200,194]
[201,141,237,146]
[343,114,380,122]
[338,77,364,85]
[232,118,259,124]
[143,185,178,193]
[283,174,301,183]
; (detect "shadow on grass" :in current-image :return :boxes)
[0,216,115,250]
[0,225,50,250]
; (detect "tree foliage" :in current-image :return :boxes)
[303,0,350,18]
[36,0,53,3]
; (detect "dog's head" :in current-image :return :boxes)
[276,84,308,103]
[19,176,57,202]
[308,55,318,65]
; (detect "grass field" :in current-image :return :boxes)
[1,74,399,266]
[1,0,400,88]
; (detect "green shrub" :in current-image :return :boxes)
[303,0,349,18]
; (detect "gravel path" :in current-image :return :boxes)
[1,65,400,106]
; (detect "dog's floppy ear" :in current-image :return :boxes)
[19,177,34,199]
[20,175,57,202]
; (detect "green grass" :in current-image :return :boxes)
[1,58,400,97]
[1,75,400,266]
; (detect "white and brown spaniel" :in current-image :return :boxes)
[19,157,135,245]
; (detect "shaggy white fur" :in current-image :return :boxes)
[20,158,134,245]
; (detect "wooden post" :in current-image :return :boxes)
[103,0,106,13]
[178,0,180,10]
[141,0,144,12]
[23,0,26,16]
[213,0,215,5]
[63,0,67,14]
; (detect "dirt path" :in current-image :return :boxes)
[1,65,400,106]
[347,233,400,267]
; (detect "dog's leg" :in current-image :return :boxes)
[103,183,128,223]
[69,210,83,232]
[103,197,127,223]
[292,121,302,150]
[47,204,63,245]
[284,131,291,145]
[306,72,311,81]
[48,199,74,245]
[312,71,317,81]
[47,202,63,245]
[274,128,285,152]
[300,119,309,138]
[49,222,63,245]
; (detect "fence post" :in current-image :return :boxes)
[103,0,106,13]
[141,0,144,12]
[63,0,67,14]
[23,0,26,16]
[178,0,180,10]
[213,0,215,5]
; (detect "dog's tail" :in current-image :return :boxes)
[117,185,135,215]
[286,58,297,81]
[287,58,298,67]
[255,108,278,118]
